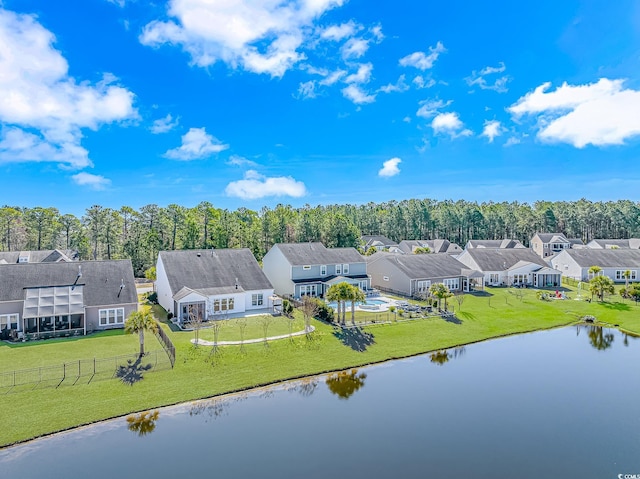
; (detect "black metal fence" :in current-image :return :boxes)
[0,349,171,394]
[154,322,176,367]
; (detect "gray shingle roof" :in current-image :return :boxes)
[462,249,549,271]
[398,239,462,254]
[361,235,398,247]
[274,242,364,265]
[466,239,526,249]
[0,260,137,306]
[588,239,640,249]
[534,233,569,244]
[367,252,469,279]
[560,249,640,268]
[0,249,77,264]
[159,248,273,296]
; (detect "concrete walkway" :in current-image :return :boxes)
[191,326,315,346]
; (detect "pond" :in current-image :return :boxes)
[1,325,639,478]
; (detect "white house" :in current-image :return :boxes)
[550,249,640,283]
[457,248,561,288]
[262,242,370,298]
[156,249,274,324]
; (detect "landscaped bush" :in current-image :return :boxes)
[282,299,294,318]
[147,292,158,304]
[581,315,596,323]
[167,312,173,320]
[313,298,335,322]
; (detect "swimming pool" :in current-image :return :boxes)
[327,299,387,309]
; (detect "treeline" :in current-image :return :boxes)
[1,199,639,275]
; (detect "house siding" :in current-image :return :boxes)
[155,255,173,315]
[85,303,138,332]
[262,246,295,297]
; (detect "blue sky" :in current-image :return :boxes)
[1,0,639,215]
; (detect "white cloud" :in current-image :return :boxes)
[466,62,510,93]
[378,157,401,177]
[296,80,317,99]
[105,0,126,7]
[481,120,503,143]
[341,84,376,104]
[225,170,306,199]
[150,114,179,134]
[140,0,347,78]
[431,112,472,138]
[0,8,137,169]
[370,25,384,42]
[71,172,111,190]
[320,21,358,41]
[413,75,435,89]
[319,69,346,86]
[227,154,258,167]
[416,99,452,118]
[504,136,521,147]
[403,116,411,123]
[509,78,640,147]
[163,127,229,160]
[341,37,369,59]
[378,75,409,94]
[344,63,373,84]
[399,42,446,70]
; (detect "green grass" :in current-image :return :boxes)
[2,286,639,447]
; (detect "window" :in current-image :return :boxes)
[303,265,311,270]
[320,265,327,276]
[342,264,349,274]
[443,278,460,290]
[490,274,500,284]
[0,314,19,330]
[336,264,342,275]
[417,280,431,293]
[252,293,264,306]
[616,270,637,281]
[299,284,317,296]
[213,298,235,312]
[99,308,124,326]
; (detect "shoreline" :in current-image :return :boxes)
[0,318,587,450]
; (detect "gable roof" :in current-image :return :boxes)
[274,242,364,266]
[159,248,273,296]
[466,239,526,249]
[556,249,640,268]
[0,249,77,264]
[397,239,462,254]
[361,235,398,247]
[534,233,570,244]
[0,260,137,306]
[367,252,469,279]
[460,249,549,271]
[587,239,640,249]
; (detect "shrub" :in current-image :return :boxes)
[581,315,596,323]
[313,298,335,322]
[147,292,158,304]
[167,312,173,320]
[281,299,294,318]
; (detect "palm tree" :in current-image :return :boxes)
[429,283,453,310]
[325,284,343,324]
[125,310,158,357]
[589,275,615,302]
[326,282,352,325]
[348,284,366,325]
[623,270,631,288]
[588,265,602,279]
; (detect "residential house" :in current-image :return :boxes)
[361,235,399,252]
[0,249,78,264]
[585,239,640,250]
[457,248,561,288]
[0,260,137,340]
[465,239,526,250]
[262,242,370,298]
[366,252,482,297]
[550,249,640,283]
[530,233,572,258]
[156,248,274,324]
[397,239,463,255]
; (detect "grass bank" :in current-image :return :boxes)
[1,286,639,447]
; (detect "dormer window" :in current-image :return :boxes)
[320,265,327,276]
[336,264,342,275]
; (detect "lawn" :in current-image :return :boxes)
[1,286,639,447]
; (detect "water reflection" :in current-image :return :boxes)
[325,369,367,399]
[286,377,319,397]
[189,394,248,422]
[429,347,466,366]
[126,410,159,437]
[576,325,615,351]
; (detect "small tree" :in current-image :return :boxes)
[430,283,452,310]
[281,299,294,318]
[125,310,158,357]
[454,292,465,311]
[258,314,274,346]
[144,266,156,281]
[300,296,319,333]
[623,270,632,288]
[236,317,248,353]
[189,306,204,347]
[588,265,602,279]
[348,284,366,325]
[589,275,615,302]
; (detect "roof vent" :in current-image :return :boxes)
[235,277,239,290]
[196,252,201,257]
[72,265,82,289]
[118,278,125,298]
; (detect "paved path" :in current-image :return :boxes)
[191,326,315,346]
